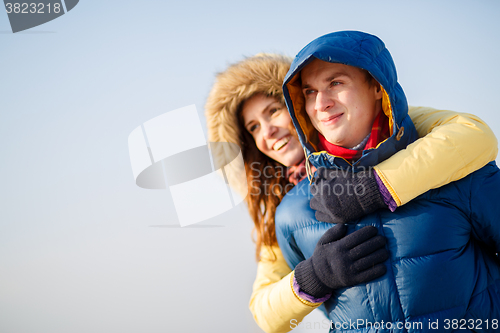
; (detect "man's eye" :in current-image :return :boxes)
[304,89,315,95]
[330,81,341,87]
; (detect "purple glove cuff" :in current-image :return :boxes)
[293,275,331,304]
[373,170,397,212]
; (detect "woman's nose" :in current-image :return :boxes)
[262,122,278,139]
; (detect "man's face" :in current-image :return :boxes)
[301,59,383,148]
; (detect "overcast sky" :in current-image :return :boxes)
[1,1,499,332]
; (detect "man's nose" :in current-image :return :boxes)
[315,91,334,112]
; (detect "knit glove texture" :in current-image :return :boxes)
[310,168,387,224]
[294,224,388,298]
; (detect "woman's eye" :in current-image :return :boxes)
[248,124,259,133]
[270,107,280,115]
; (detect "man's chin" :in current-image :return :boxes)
[322,133,342,146]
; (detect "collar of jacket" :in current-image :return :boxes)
[283,31,418,172]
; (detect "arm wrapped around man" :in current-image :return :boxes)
[310,168,388,224]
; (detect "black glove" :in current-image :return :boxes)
[294,224,388,298]
[310,168,387,224]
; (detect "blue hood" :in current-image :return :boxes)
[283,31,418,170]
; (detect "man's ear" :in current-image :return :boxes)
[374,82,383,100]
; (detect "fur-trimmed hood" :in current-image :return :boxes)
[205,54,292,197]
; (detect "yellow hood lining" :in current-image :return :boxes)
[381,86,394,137]
[286,72,319,151]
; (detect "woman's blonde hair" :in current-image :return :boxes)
[205,54,295,260]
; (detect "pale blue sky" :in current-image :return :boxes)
[1,1,499,332]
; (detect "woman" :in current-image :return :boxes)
[205,54,497,333]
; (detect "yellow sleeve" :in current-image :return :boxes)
[374,106,498,206]
[249,245,322,333]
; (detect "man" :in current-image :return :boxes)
[275,31,500,331]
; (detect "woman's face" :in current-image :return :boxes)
[241,94,304,167]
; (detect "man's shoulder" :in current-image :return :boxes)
[460,161,500,196]
[275,178,317,238]
[431,161,499,195]
[414,161,500,212]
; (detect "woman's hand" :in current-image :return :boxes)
[294,224,389,298]
[310,167,387,224]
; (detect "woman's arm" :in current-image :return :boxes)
[374,106,498,206]
[249,246,321,333]
[310,106,498,224]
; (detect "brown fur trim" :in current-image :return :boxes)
[205,54,292,197]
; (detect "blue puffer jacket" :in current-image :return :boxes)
[275,31,500,332]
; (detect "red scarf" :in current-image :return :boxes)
[286,159,308,185]
[318,111,390,163]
